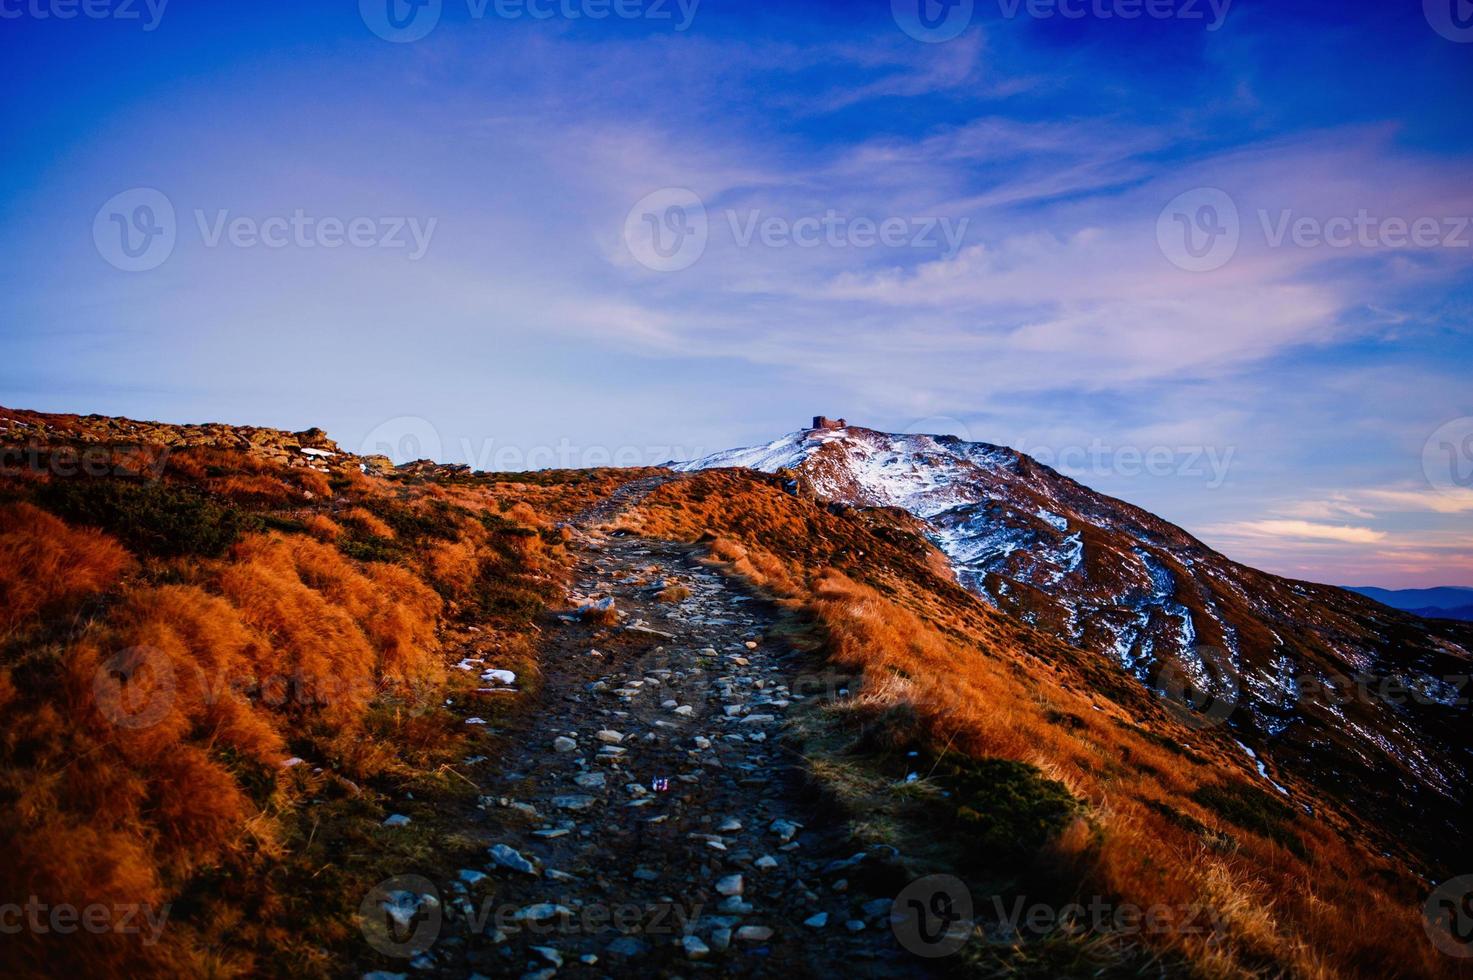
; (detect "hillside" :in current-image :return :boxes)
[1,406,1469,978]
[676,422,1473,863]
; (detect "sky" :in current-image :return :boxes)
[1,0,1471,588]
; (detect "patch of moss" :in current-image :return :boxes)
[338,533,405,564]
[932,755,1084,867]
[1190,782,1304,858]
[37,477,262,558]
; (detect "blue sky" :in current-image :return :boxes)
[1,0,1471,587]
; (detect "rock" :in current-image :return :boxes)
[803,912,828,928]
[553,736,577,753]
[531,946,563,967]
[596,730,624,744]
[632,867,660,882]
[516,903,571,923]
[862,898,891,919]
[740,714,777,725]
[770,819,801,842]
[458,869,487,886]
[736,926,774,942]
[754,855,778,870]
[573,771,606,789]
[823,853,867,875]
[520,970,556,980]
[551,795,596,811]
[673,705,694,717]
[709,927,732,952]
[745,641,759,649]
[846,919,866,932]
[579,954,598,965]
[682,935,711,960]
[489,844,538,876]
[718,818,743,832]
[382,814,411,828]
[606,936,647,957]
[718,897,753,914]
[715,874,744,897]
[693,736,712,750]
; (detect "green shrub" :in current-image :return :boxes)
[933,756,1083,865]
[1190,782,1304,857]
[37,478,261,558]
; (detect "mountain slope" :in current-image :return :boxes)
[676,422,1473,852]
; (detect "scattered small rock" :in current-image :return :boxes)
[488,844,539,876]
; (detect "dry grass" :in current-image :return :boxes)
[656,584,691,603]
[624,469,1460,979]
[0,502,133,635]
[0,419,591,978]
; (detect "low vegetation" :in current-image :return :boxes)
[0,411,621,977]
[620,468,1453,979]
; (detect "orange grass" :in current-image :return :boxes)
[625,470,1459,979]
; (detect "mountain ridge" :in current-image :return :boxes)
[677,420,1473,847]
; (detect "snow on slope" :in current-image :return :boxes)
[676,423,1473,814]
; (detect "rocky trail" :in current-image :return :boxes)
[418,484,930,978]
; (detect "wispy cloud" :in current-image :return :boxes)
[1205,519,1388,544]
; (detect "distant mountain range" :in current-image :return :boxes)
[1346,586,1473,622]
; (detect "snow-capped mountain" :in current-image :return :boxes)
[677,421,1473,835]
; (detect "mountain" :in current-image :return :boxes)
[1348,585,1473,618]
[4,404,1468,977]
[677,420,1473,844]
[1407,604,1473,622]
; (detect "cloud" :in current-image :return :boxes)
[1359,488,1473,515]
[1205,519,1387,544]
[1279,497,1377,521]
